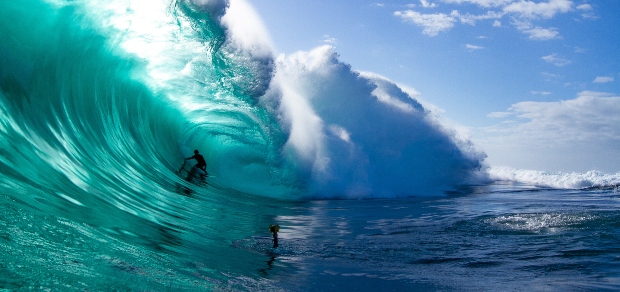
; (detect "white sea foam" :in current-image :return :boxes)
[488,166,620,189]
[485,213,593,233]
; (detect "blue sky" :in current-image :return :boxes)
[247,0,619,173]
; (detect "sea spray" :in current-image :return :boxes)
[266,46,486,197]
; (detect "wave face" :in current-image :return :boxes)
[0,0,485,210]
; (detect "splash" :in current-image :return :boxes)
[265,46,485,197]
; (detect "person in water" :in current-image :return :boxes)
[269,224,280,248]
[185,150,207,181]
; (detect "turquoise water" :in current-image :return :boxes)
[2,0,620,290]
[2,183,620,291]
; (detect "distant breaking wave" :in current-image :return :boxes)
[488,167,620,189]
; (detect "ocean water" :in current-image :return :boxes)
[1,0,620,291]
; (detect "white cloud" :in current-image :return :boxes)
[531,91,552,95]
[576,3,598,19]
[375,3,385,7]
[394,0,586,39]
[512,19,560,40]
[593,76,614,84]
[581,13,598,20]
[394,10,456,36]
[322,35,337,44]
[442,0,513,8]
[541,72,560,79]
[527,26,559,40]
[542,53,571,66]
[465,44,484,51]
[420,0,437,8]
[389,0,599,48]
[477,91,620,172]
[455,10,504,25]
[576,4,592,11]
[491,91,620,141]
[503,0,573,19]
[487,111,512,118]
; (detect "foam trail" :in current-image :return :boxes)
[488,166,620,189]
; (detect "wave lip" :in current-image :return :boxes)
[488,166,620,189]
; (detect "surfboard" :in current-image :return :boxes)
[178,163,207,177]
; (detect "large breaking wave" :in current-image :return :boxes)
[0,0,486,203]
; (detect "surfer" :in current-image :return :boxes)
[185,150,207,181]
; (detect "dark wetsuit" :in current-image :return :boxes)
[188,153,206,170]
[185,153,207,181]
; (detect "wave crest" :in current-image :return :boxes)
[266,46,486,197]
[488,166,620,189]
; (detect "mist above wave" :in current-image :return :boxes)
[260,45,486,197]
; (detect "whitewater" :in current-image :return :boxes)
[1,0,620,290]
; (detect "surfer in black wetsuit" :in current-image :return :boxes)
[185,150,207,181]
